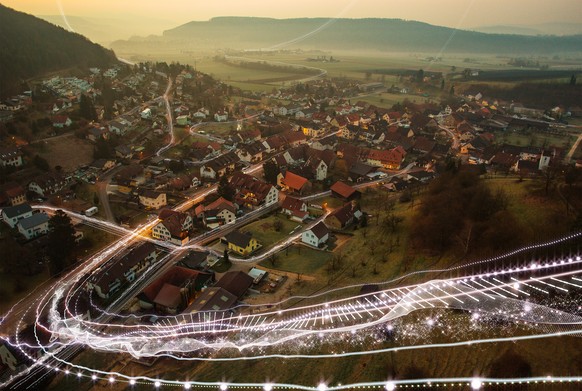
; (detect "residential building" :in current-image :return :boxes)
[229,172,279,209]
[138,189,167,209]
[223,230,260,256]
[330,181,361,201]
[281,195,308,222]
[28,173,68,197]
[214,270,254,300]
[152,209,193,245]
[1,204,33,228]
[326,202,363,230]
[17,212,49,240]
[301,221,330,248]
[279,171,312,195]
[0,146,23,168]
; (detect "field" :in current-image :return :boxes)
[259,244,332,275]
[241,214,302,248]
[28,134,95,172]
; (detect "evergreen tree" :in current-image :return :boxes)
[46,210,77,276]
[33,155,50,171]
[263,160,280,185]
[217,174,235,201]
[570,74,577,86]
[79,94,97,121]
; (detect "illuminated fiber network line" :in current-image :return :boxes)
[2,228,582,389]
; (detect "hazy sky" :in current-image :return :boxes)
[4,0,582,30]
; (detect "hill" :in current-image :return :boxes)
[0,4,117,96]
[156,17,582,54]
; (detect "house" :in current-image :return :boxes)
[279,171,312,195]
[301,221,330,248]
[138,266,213,314]
[281,195,308,222]
[330,181,361,201]
[176,115,189,126]
[17,212,50,240]
[178,250,213,270]
[185,287,237,314]
[223,230,260,256]
[115,144,134,159]
[89,158,116,171]
[108,120,128,136]
[348,162,378,183]
[214,110,228,122]
[196,197,237,229]
[0,146,23,168]
[1,183,26,206]
[28,173,68,197]
[88,242,157,299]
[200,152,239,179]
[237,141,265,163]
[152,209,193,245]
[52,115,72,128]
[229,172,279,209]
[326,202,363,230]
[214,270,254,300]
[87,126,110,142]
[366,146,406,170]
[141,107,152,119]
[1,204,33,228]
[138,189,167,209]
[413,136,436,155]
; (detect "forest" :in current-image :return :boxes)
[0,4,117,96]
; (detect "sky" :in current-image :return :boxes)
[3,0,582,32]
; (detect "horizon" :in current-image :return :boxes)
[3,0,582,38]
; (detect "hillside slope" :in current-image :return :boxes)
[159,17,582,54]
[0,4,117,96]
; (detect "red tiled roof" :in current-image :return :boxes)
[283,171,309,191]
[330,181,357,199]
[281,195,305,212]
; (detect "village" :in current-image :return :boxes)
[1,58,581,377]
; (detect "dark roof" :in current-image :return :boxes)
[185,287,237,313]
[281,196,305,211]
[2,203,32,218]
[224,230,254,249]
[153,283,182,308]
[18,213,49,230]
[178,250,210,269]
[349,161,377,177]
[214,270,254,299]
[328,202,360,226]
[309,221,329,239]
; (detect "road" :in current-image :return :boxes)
[565,128,582,163]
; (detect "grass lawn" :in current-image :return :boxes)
[241,214,301,248]
[259,244,332,275]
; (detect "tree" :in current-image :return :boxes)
[416,69,424,83]
[33,155,50,171]
[223,248,230,264]
[273,219,283,232]
[263,160,280,185]
[449,85,455,95]
[440,79,445,90]
[79,94,97,121]
[570,74,577,86]
[93,192,100,206]
[217,174,235,201]
[46,210,77,276]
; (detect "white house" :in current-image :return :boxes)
[214,110,228,122]
[139,190,167,209]
[152,210,193,245]
[0,147,23,168]
[1,204,33,228]
[301,221,330,248]
[141,108,152,119]
[17,212,50,240]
